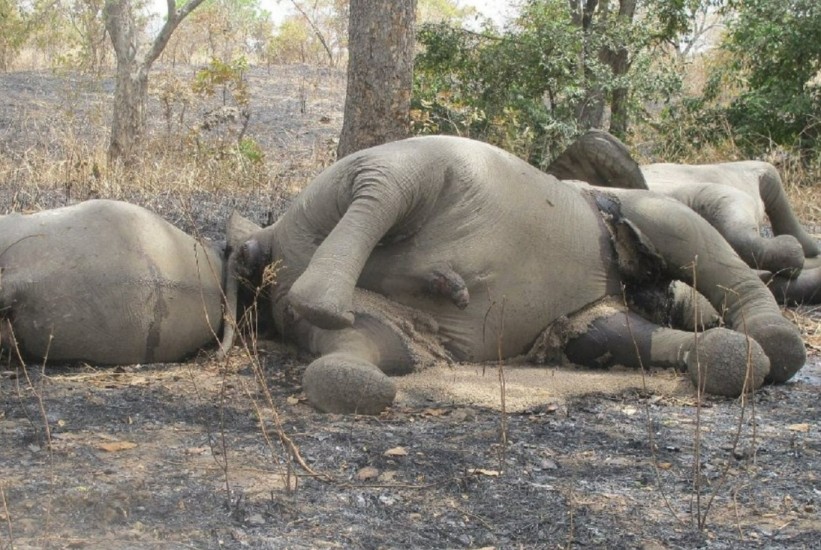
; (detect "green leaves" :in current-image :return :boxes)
[718,0,821,154]
[412,0,691,167]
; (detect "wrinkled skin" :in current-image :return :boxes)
[0,200,225,364]
[549,132,821,304]
[640,162,821,304]
[224,136,806,414]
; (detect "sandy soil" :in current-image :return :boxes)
[1,67,820,549]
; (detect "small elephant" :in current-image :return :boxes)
[639,162,821,304]
[0,200,225,364]
[223,136,806,414]
[549,131,821,304]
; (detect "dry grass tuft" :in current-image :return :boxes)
[0,65,344,215]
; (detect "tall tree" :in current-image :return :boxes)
[337,0,417,159]
[569,0,637,136]
[104,0,205,163]
[0,0,27,70]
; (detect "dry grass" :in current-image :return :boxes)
[0,65,343,213]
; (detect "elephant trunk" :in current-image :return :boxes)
[218,212,265,358]
[218,256,240,358]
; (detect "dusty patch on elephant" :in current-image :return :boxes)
[350,289,453,371]
[394,297,691,412]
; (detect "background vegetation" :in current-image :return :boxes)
[0,0,819,185]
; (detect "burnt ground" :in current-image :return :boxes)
[1,67,820,549]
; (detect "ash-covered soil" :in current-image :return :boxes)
[1,67,820,549]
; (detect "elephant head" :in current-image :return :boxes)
[223,136,806,414]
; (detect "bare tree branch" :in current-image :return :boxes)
[289,0,336,66]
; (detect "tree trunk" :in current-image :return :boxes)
[104,0,206,165]
[572,0,606,129]
[604,0,636,138]
[109,63,148,162]
[569,0,636,135]
[336,0,417,159]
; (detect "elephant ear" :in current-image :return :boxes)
[226,211,263,257]
[547,129,648,190]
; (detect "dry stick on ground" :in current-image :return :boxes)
[680,259,757,533]
[7,327,57,545]
[480,288,509,470]
[697,284,758,535]
[564,486,575,550]
[227,262,330,483]
[690,259,706,529]
[732,483,749,540]
[496,297,508,458]
[620,284,687,527]
[182,237,236,503]
[1,484,14,549]
[180,201,325,484]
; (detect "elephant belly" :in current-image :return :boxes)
[5,270,222,364]
[359,180,616,361]
[0,217,225,365]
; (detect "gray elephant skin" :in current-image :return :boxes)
[224,135,806,414]
[548,130,821,304]
[639,161,821,304]
[0,200,224,364]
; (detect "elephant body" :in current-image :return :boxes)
[639,161,821,303]
[274,137,620,361]
[225,136,806,413]
[0,200,224,364]
[547,132,821,304]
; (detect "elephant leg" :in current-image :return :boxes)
[299,317,426,414]
[765,266,821,305]
[564,310,769,396]
[287,175,416,330]
[292,289,446,414]
[615,191,806,384]
[758,164,821,258]
[690,185,804,275]
[300,324,399,415]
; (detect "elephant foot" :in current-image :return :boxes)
[288,276,355,330]
[683,327,769,396]
[303,353,397,414]
[754,235,805,278]
[767,265,821,306]
[743,314,806,383]
[427,267,469,309]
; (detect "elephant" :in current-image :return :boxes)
[638,162,821,304]
[548,132,821,304]
[222,135,806,414]
[0,199,225,365]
